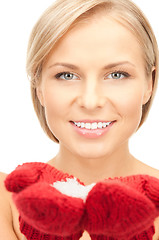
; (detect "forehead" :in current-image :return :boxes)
[45,15,144,70]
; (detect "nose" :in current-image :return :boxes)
[77,77,106,110]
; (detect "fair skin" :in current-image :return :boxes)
[39,15,153,184]
[0,14,159,240]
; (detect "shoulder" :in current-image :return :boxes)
[0,172,12,220]
[133,159,159,179]
[144,166,159,179]
[0,172,23,239]
[0,172,9,201]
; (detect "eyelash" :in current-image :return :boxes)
[55,72,79,80]
[54,71,130,81]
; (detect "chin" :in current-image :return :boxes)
[75,147,112,160]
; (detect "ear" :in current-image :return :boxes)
[36,86,45,107]
[142,67,155,105]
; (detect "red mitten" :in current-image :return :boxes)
[119,174,159,209]
[5,163,159,240]
[84,175,159,240]
[5,162,85,240]
[5,162,46,193]
[5,162,76,193]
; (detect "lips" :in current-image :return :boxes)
[70,120,115,138]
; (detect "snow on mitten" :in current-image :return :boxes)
[84,175,159,240]
[5,162,85,240]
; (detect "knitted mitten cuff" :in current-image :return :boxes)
[20,217,83,240]
[89,225,155,240]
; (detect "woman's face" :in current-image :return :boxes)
[38,15,152,159]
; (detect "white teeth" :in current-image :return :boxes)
[97,122,103,129]
[85,123,91,129]
[77,122,81,127]
[80,122,85,128]
[74,121,112,129]
[92,122,98,129]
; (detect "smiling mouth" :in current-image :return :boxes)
[70,120,115,138]
[71,121,114,130]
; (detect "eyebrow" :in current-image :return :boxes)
[48,61,135,70]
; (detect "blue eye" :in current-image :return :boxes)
[55,72,78,80]
[107,71,130,79]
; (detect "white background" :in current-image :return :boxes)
[0,0,158,173]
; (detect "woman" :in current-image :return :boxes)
[0,0,159,239]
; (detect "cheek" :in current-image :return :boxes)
[113,84,144,131]
[44,94,63,119]
[120,92,143,117]
[41,85,71,134]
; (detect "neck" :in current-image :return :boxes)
[50,142,136,185]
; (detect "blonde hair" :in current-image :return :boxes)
[26,0,158,143]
